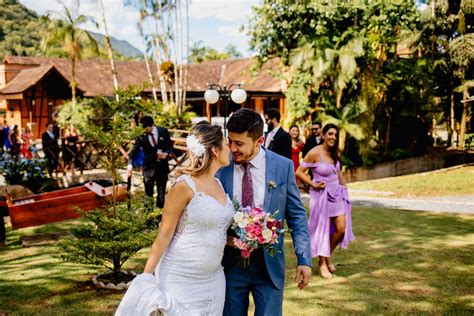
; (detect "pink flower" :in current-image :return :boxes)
[241,249,251,258]
[234,238,248,250]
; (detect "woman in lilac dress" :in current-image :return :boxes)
[296,123,355,278]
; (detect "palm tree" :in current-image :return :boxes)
[94,0,120,101]
[321,101,366,152]
[41,1,98,109]
[450,33,474,149]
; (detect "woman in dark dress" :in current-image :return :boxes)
[63,126,79,175]
[9,125,21,158]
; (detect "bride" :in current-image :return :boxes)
[116,122,234,315]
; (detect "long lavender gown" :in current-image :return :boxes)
[301,160,355,258]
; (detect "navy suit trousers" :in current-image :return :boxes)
[223,248,283,316]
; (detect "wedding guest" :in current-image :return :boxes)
[116,122,234,315]
[63,126,79,176]
[42,123,60,176]
[131,110,143,129]
[296,123,355,278]
[264,108,292,159]
[290,125,305,172]
[127,116,173,209]
[130,110,145,169]
[9,125,21,158]
[21,126,33,159]
[0,120,7,154]
[302,121,322,158]
[3,121,10,152]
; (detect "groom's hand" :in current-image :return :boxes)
[295,265,311,289]
[226,236,238,249]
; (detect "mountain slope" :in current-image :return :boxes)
[89,31,143,59]
[0,0,143,61]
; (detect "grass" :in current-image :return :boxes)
[1,208,473,315]
[347,165,474,197]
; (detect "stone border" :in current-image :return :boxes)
[91,270,138,290]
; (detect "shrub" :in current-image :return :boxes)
[57,200,158,273]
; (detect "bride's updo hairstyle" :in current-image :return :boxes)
[178,121,224,176]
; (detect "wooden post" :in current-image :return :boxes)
[254,98,264,115]
[279,97,286,116]
[206,101,211,123]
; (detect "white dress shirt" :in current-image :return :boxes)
[46,130,55,139]
[233,147,266,209]
[148,126,159,147]
[265,125,280,148]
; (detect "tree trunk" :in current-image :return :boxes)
[71,56,77,110]
[459,81,468,149]
[182,0,189,110]
[172,2,180,110]
[98,0,120,101]
[144,54,158,101]
[177,0,185,114]
[153,34,169,105]
[384,108,392,152]
[449,91,455,147]
[137,16,158,101]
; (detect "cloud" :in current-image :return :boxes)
[20,0,144,51]
[217,25,246,39]
[20,0,258,55]
[189,0,259,22]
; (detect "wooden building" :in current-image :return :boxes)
[0,56,286,137]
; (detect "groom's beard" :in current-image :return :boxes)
[267,122,274,131]
[233,145,260,164]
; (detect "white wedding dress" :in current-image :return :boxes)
[116,175,235,316]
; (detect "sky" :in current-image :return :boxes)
[19,0,260,57]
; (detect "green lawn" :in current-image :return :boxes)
[1,208,473,315]
[348,165,474,197]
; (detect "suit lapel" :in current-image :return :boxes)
[264,149,277,211]
[222,162,234,198]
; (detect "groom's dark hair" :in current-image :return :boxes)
[226,109,264,140]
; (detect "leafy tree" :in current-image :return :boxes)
[188,41,242,63]
[57,94,157,279]
[224,44,243,58]
[41,1,99,110]
[450,33,474,148]
[0,0,49,60]
[248,0,432,163]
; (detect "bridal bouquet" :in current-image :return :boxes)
[231,203,287,266]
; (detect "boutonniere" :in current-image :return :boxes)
[267,181,277,190]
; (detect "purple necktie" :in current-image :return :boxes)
[241,162,254,208]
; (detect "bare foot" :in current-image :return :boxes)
[326,258,336,273]
[319,265,333,279]
[319,259,333,279]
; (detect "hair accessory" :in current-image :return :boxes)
[186,135,206,157]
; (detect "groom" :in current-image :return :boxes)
[218,109,312,315]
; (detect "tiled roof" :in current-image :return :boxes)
[2,64,54,94]
[2,56,284,96]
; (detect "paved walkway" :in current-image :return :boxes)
[300,192,474,214]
